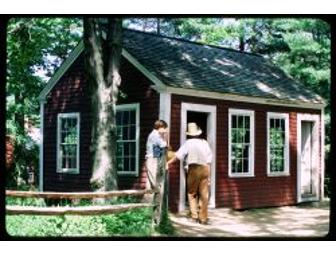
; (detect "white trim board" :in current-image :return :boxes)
[39,101,45,191]
[321,109,325,200]
[179,102,217,212]
[166,87,325,110]
[159,92,171,145]
[297,113,320,203]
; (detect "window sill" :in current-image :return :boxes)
[229,173,255,178]
[117,172,138,177]
[267,172,290,177]
[57,169,79,174]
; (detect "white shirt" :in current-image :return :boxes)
[175,138,212,166]
[146,129,167,158]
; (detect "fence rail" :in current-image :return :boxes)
[6,152,167,225]
[6,203,153,216]
[6,189,155,199]
[6,189,156,216]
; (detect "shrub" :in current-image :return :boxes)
[6,197,153,237]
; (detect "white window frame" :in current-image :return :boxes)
[228,108,255,177]
[267,112,290,177]
[56,112,80,174]
[116,103,140,176]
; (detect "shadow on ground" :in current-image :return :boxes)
[169,201,330,238]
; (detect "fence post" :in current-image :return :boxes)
[152,149,168,225]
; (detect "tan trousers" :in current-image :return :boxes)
[187,164,210,223]
[146,157,158,189]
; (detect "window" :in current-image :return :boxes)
[116,103,140,176]
[57,113,80,174]
[267,112,289,176]
[228,109,254,177]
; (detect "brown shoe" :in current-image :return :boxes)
[199,220,208,225]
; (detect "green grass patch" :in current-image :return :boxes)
[6,196,153,237]
[6,208,152,237]
[155,207,176,236]
[6,195,176,237]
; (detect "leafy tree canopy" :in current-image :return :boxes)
[6,18,82,188]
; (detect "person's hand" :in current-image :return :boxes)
[165,162,169,170]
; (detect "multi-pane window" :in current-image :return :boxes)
[229,109,254,177]
[57,113,80,174]
[116,103,139,175]
[267,112,289,176]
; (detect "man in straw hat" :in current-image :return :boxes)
[166,122,212,225]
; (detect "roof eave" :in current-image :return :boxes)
[165,86,326,110]
[38,40,167,102]
[39,40,84,102]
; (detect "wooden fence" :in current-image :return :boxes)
[6,189,155,216]
[6,152,169,225]
[6,189,155,199]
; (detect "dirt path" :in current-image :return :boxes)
[169,201,330,238]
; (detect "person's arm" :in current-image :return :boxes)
[166,142,187,170]
[166,155,178,170]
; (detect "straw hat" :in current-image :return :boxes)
[186,122,202,136]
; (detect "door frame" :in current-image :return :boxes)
[297,113,320,203]
[179,102,217,212]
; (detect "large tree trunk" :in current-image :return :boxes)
[83,18,122,191]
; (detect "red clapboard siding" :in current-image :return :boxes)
[168,94,321,211]
[6,135,15,169]
[43,52,322,212]
[43,54,159,192]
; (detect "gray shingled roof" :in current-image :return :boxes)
[123,29,324,104]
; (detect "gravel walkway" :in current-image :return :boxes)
[169,201,330,238]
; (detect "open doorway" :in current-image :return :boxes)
[187,111,208,139]
[182,111,209,206]
[179,103,217,212]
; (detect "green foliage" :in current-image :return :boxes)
[6,197,152,237]
[6,208,152,237]
[6,196,175,237]
[6,18,82,187]
[156,207,175,236]
[6,196,46,207]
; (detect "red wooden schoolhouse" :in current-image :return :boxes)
[38,29,325,212]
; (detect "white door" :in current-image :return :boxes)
[179,103,217,212]
[297,114,320,203]
[301,121,315,198]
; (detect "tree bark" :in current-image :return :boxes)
[83,18,122,191]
